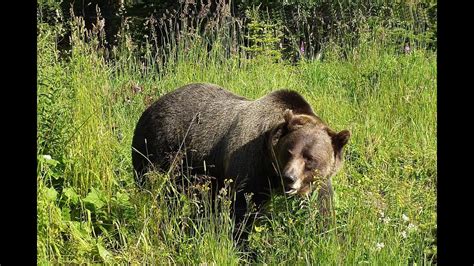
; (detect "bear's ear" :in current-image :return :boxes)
[283,109,294,123]
[331,129,351,153]
[283,109,313,131]
[269,124,286,147]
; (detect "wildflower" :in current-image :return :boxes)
[401,231,407,239]
[408,223,417,232]
[288,217,294,225]
[375,242,385,251]
[402,214,409,222]
[300,41,305,54]
[254,225,265,233]
[404,43,411,54]
[218,187,227,196]
[315,51,322,61]
[43,155,52,160]
[383,216,391,224]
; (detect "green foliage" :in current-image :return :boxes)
[238,0,437,59]
[37,23,72,160]
[37,0,63,25]
[242,6,284,61]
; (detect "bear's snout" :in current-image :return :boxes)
[282,174,296,183]
[281,162,307,195]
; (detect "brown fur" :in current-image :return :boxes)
[131,83,350,238]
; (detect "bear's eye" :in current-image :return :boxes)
[305,160,317,170]
[303,154,314,161]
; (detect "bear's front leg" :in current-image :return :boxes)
[316,177,335,226]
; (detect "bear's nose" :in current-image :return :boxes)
[283,174,296,183]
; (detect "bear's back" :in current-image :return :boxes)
[132,83,250,179]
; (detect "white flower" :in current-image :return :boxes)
[402,214,409,222]
[401,231,407,239]
[43,155,52,160]
[375,242,385,251]
[407,223,417,232]
[383,217,391,224]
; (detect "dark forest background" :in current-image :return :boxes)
[38,0,436,62]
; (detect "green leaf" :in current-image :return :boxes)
[61,206,71,221]
[97,243,112,263]
[45,187,58,201]
[39,154,59,167]
[114,191,130,206]
[63,187,79,204]
[83,188,105,210]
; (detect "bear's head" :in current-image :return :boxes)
[269,109,350,196]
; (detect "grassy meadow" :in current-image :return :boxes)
[37,5,437,264]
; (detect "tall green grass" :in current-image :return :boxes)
[37,5,436,264]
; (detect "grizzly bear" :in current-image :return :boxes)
[132,83,350,240]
